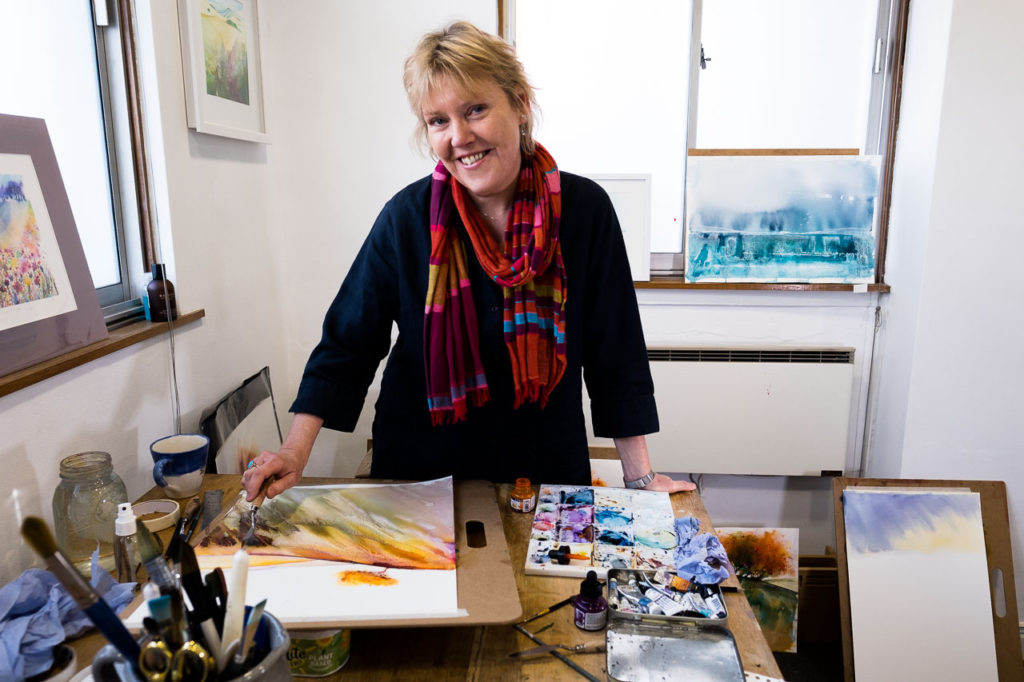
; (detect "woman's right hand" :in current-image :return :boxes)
[241,413,323,501]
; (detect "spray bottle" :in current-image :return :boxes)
[113,502,139,583]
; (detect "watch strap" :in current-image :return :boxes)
[623,470,657,489]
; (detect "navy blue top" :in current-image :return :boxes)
[291,171,658,485]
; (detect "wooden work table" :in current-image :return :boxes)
[69,475,782,680]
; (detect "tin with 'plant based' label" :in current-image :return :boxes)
[287,628,350,677]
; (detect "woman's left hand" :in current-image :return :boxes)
[642,473,696,493]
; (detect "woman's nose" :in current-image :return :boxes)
[450,119,473,147]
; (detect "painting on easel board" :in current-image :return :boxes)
[842,487,998,682]
[524,484,677,578]
[717,527,799,652]
[138,477,457,628]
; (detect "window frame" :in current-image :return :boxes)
[500,0,908,291]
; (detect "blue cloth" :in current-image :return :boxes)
[292,172,658,485]
[0,550,136,682]
[673,516,733,584]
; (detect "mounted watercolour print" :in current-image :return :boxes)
[685,154,880,283]
[178,0,269,142]
[0,115,107,377]
[717,526,799,653]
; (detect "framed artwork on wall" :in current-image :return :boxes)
[178,0,269,143]
[0,114,108,377]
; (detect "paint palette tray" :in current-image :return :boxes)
[524,484,678,578]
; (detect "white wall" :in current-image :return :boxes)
[0,0,290,582]
[871,0,1024,618]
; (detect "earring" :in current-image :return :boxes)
[520,124,527,137]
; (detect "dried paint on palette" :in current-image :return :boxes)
[525,484,677,577]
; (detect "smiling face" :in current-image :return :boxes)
[421,76,525,212]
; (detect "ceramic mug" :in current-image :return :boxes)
[150,434,209,498]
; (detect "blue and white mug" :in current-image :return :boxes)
[150,434,209,498]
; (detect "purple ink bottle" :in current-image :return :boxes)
[573,570,608,631]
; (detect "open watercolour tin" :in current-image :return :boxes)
[606,569,743,681]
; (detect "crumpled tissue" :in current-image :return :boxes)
[0,548,136,682]
[673,516,733,584]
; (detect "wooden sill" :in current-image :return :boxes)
[0,308,205,399]
[636,279,891,293]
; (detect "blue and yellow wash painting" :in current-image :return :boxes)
[685,155,880,283]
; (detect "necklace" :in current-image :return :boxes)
[479,205,509,223]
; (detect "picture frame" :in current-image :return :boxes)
[0,114,108,377]
[177,0,269,143]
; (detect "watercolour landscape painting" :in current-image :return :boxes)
[201,0,250,105]
[685,155,880,283]
[842,488,998,681]
[525,484,677,578]
[717,527,799,652]
[0,154,76,333]
[126,477,460,628]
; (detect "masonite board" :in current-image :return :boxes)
[832,478,1022,682]
[121,477,521,630]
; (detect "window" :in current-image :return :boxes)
[0,0,152,319]
[504,0,905,286]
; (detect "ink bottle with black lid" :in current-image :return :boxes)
[573,570,608,631]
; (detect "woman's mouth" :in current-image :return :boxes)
[458,150,489,166]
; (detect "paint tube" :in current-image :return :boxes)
[679,592,714,618]
[607,577,622,610]
[616,580,655,614]
[643,588,686,616]
[653,566,690,593]
[697,584,727,619]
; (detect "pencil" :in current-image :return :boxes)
[519,595,575,624]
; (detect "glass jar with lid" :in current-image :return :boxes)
[51,451,129,574]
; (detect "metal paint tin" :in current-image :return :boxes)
[287,628,350,677]
[606,569,742,681]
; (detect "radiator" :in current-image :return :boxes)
[587,348,855,476]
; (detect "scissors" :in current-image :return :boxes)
[508,640,606,659]
[139,639,213,681]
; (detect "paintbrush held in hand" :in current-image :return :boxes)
[20,516,141,666]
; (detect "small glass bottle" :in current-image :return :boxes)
[574,570,608,631]
[510,477,536,513]
[113,502,139,583]
[52,451,129,575]
[146,263,177,322]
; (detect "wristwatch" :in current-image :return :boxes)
[623,470,657,489]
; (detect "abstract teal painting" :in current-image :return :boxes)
[685,155,880,283]
[843,488,997,681]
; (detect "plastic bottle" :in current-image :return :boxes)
[113,502,139,583]
[146,263,177,322]
[51,451,129,574]
[573,570,608,631]
[510,477,536,513]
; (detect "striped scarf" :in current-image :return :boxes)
[424,143,567,425]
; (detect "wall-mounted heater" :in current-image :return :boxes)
[588,348,855,477]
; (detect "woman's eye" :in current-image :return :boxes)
[468,104,486,116]
[428,117,446,127]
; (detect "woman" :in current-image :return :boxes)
[243,21,694,500]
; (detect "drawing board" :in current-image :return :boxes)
[524,484,677,578]
[834,478,1022,682]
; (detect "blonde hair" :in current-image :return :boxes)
[403,21,538,156]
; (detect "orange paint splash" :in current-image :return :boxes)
[336,569,398,586]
